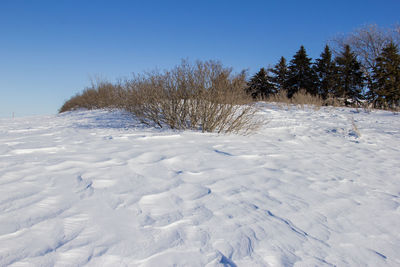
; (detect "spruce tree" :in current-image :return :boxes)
[334,45,364,103]
[246,68,275,99]
[313,45,336,99]
[287,45,317,98]
[270,56,289,93]
[373,42,400,108]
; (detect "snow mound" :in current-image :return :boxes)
[1,106,399,266]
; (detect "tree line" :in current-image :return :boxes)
[247,24,400,109]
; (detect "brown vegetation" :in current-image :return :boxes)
[59,81,125,113]
[266,89,324,109]
[60,60,260,134]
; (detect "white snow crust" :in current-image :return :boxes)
[0,104,399,266]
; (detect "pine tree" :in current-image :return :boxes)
[334,45,364,103]
[270,56,289,92]
[373,42,400,108]
[287,45,317,98]
[313,45,336,99]
[246,68,275,99]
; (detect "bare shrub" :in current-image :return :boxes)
[59,60,260,134]
[59,80,124,113]
[123,60,260,134]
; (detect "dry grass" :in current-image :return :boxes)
[350,116,361,138]
[292,89,324,109]
[267,89,324,110]
[324,94,346,107]
[267,90,291,105]
[378,101,400,113]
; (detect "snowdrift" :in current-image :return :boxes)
[0,104,399,266]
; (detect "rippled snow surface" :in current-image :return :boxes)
[1,104,399,266]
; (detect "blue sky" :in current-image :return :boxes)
[1,0,399,117]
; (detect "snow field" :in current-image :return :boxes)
[0,104,399,266]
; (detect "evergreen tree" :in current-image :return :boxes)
[287,45,317,98]
[246,68,275,99]
[334,45,364,103]
[313,45,336,99]
[270,56,289,92]
[373,42,400,108]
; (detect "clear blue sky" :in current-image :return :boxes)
[1,0,399,117]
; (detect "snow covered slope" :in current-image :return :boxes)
[1,105,399,266]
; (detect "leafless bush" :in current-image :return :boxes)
[60,60,260,134]
[59,80,124,113]
[123,60,260,134]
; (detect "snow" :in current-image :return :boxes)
[0,104,400,266]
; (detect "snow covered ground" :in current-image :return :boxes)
[0,104,399,266]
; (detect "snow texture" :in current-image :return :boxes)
[0,104,399,266]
